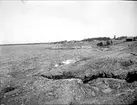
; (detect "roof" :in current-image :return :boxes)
[126,37,135,39]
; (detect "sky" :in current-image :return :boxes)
[0,0,137,44]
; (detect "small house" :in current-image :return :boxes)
[126,37,136,41]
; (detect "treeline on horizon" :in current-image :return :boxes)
[52,36,128,44]
[81,36,129,42]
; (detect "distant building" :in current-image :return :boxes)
[126,37,137,41]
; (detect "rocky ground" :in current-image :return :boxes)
[0,41,137,105]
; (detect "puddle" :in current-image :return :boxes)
[62,59,76,65]
[54,64,59,67]
[54,59,77,67]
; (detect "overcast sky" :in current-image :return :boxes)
[0,0,137,44]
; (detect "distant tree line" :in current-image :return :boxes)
[115,36,127,40]
[81,37,111,42]
[49,36,135,44]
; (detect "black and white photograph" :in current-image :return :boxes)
[0,0,137,105]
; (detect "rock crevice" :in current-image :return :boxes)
[36,70,137,84]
